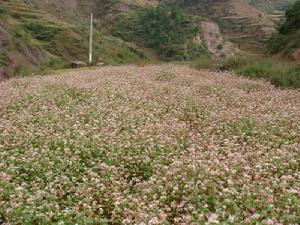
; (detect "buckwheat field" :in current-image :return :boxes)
[0,65,300,224]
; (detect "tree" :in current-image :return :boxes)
[135,3,201,60]
[278,0,300,34]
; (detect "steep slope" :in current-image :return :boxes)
[268,0,300,60]
[181,0,275,51]
[24,0,158,23]
[200,21,241,57]
[0,0,285,77]
[0,0,157,77]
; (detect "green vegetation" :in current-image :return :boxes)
[236,60,300,88]
[0,6,6,17]
[278,0,300,34]
[268,0,300,55]
[113,3,206,60]
[195,56,300,88]
[182,0,300,88]
[23,23,60,41]
[1,65,300,224]
[136,3,205,60]
[0,0,159,77]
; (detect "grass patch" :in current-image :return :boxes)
[195,56,300,88]
[23,23,60,41]
[237,60,300,88]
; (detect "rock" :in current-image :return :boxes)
[97,62,105,67]
[70,61,87,68]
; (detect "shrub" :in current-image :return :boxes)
[14,26,29,39]
[236,60,273,78]
[268,34,289,53]
[216,56,251,71]
[195,56,300,88]
[268,0,300,54]
[23,23,60,41]
[47,57,64,69]
[14,65,34,77]
[217,44,223,50]
[237,60,300,88]
[0,6,6,17]
[113,3,204,60]
[278,0,300,34]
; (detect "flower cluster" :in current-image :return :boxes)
[0,65,299,224]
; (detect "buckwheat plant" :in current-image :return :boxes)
[0,65,299,224]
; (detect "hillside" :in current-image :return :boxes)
[1,65,300,224]
[248,0,297,12]
[0,0,297,77]
[0,0,157,77]
[268,0,300,60]
[180,0,275,51]
[246,0,297,24]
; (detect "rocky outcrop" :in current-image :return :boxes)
[201,21,241,58]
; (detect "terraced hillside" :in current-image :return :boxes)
[0,0,297,77]
[246,0,297,26]
[183,0,275,51]
[1,65,300,224]
[248,0,297,12]
[0,0,157,77]
[268,0,300,60]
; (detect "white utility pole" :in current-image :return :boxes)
[89,12,93,66]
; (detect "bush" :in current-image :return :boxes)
[14,26,29,39]
[14,65,34,77]
[278,0,300,34]
[217,44,223,50]
[0,6,6,17]
[216,56,251,71]
[237,60,300,88]
[236,60,273,78]
[135,3,202,60]
[113,3,204,60]
[47,57,64,69]
[268,0,300,55]
[195,56,300,88]
[23,23,60,41]
[268,34,289,53]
